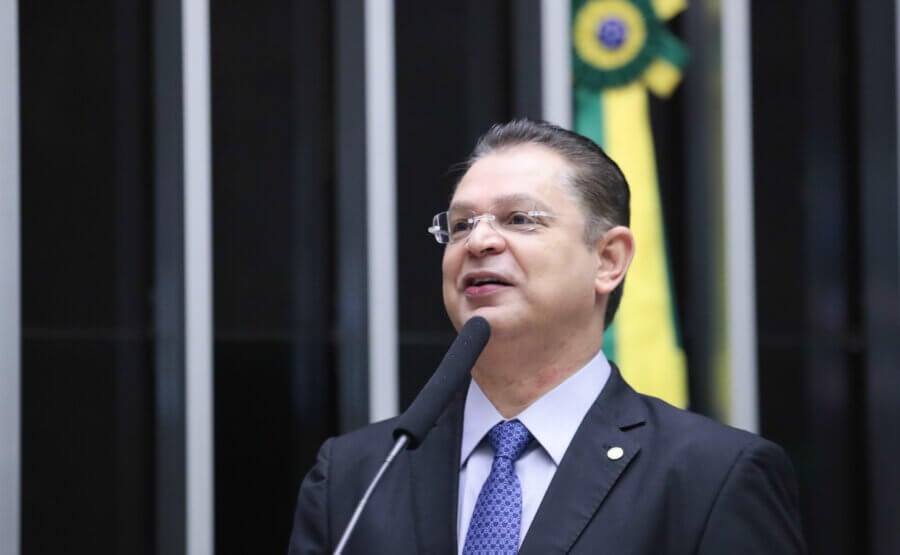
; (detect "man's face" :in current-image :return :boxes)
[442,144,603,341]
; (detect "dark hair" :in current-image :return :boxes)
[463,119,631,328]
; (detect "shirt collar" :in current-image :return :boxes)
[460,349,611,467]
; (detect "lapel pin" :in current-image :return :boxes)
[607,446,624,461]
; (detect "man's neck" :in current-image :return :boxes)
[471,335,604,419]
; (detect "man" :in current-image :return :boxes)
[289,120,806,554]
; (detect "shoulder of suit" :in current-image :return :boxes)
[633,391,786,463]
[324,416,402,467]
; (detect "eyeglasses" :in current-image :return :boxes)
[427,206,555,244]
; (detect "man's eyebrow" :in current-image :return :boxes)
[449,194,543,211]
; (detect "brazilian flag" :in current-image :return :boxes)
[572,0,689,407]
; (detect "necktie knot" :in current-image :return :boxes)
[488,419,532,461]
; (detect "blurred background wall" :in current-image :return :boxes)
[1,0,899,554]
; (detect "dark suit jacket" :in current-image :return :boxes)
[288,365,806,554]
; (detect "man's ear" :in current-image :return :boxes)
[595,226,635,295]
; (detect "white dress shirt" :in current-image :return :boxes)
[457,349,611,552]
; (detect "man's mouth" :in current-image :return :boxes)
[463,273,511,295]
[469,277,508,286]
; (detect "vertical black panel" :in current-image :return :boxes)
[799,2,866,553]
[753,1,869,553]
[211,1,335,552]
[153,0,185,552]
[210,2,292,552]
[114,0,155,552]
[752,0,815,549]
[857,2,900,554]
[752,0,807,457]
[676,6,719,418]
[291,0,336,474]
[752,1,812,545]
[511,0,543,119]
[395,0,515,407]
[462,1,512,133]
[20,0,156,553]
[334,0,369,433]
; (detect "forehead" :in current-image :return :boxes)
[450,144,574,209]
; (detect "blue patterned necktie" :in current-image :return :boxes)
[463,419,534,555]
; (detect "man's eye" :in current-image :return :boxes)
[506,212,538,227]
[450,219,471,233]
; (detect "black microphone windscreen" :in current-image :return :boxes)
[392,316,491,448]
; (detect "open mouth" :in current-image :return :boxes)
[467,277,510,287]
[463,273,512,295]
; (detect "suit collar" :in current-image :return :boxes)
[519,363,646,554]
[595,362,647,430]
[460,349,611,467]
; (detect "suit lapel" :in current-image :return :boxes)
[407,388,466,555]
[519,365,646,555]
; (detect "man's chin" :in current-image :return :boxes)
[460,309,524,338]
[450,307,493,330]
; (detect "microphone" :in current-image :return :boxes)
[333,316,491,554]
[392,315,491,448]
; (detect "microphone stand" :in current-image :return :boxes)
[332,434,409,555]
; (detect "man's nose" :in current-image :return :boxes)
[465,216,505,254]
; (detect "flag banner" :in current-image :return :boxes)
[572,0,689,407]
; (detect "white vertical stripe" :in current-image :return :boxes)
[541,0,572,128]
[183,0,214,553]
[722,0,758,433]
[0,1,21,553]
[897,0,900,266]
[365,0,399,421]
